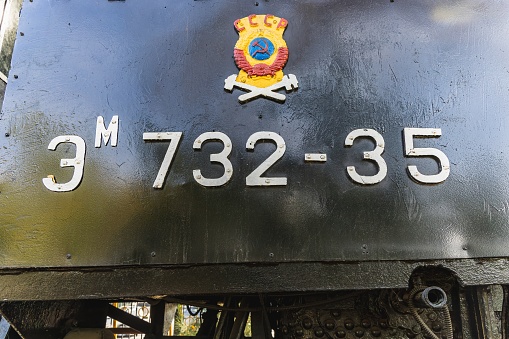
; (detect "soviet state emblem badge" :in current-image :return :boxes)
[224,14,298,103]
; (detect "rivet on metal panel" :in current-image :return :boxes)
[427,312,437,321]
[302,318,313,329]
[431,322,441,332]
[151,252,156,257]
[325,320,335,330]
[13,75,18,79]
[269,253,274,257]
[361,319,371,328]
[66,254,72,259]
[336,330,346,338]
[344,319,354,330]
[354,328,364,337]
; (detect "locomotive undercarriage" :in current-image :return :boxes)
[0,267,507,339]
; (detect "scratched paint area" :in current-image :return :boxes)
[0,0,509,267]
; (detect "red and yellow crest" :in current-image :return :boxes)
[224,14,298,103]
[234,14,289,88]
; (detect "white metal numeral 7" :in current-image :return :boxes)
[404,128,450,184]
[143,132,183,189]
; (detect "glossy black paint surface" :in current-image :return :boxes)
[1,0,509,268]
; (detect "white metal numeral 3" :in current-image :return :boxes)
[345,129,387,185]
[404,128,450,184]
[143,132,183,189]
[246,131,287,186]
[193,132,233,187]
[43,135,86,192]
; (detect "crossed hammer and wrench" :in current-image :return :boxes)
[224,74,299,103]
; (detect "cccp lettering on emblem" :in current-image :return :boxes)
[224,14,299,103]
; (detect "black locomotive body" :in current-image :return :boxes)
[1,1,509,338]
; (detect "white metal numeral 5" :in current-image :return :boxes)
[43,135,86,192]
[404,128,450,184]
[193,132,233,187]
[143,132,183,189]
[345,129,387,185]
[246,131,287,186]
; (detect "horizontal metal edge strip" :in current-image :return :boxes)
[0,258,504,301]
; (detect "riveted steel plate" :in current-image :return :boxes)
[1,0,509,268]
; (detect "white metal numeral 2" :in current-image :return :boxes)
[193,132,233,187]
[246,131,287,186]
[345,129,387,185]
[143,132,183,189]
[43,135,86,192]
[404,128,450,184]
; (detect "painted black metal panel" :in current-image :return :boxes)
[1,0,509,268]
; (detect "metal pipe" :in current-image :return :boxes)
[414,286,448,309]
